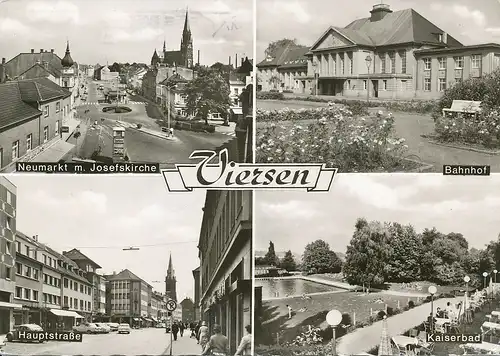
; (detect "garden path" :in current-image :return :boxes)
[336,296,462,355]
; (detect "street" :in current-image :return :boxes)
[73,81,235,167]
[1,329,201,356]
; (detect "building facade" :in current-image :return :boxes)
[180,297,195,322]
[198,190,252,354]
[258,3,500,99]
[192,267,200,321]
[0,177,17,334]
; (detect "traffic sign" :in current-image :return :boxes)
[166,299,177,312]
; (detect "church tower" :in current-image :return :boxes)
[180,9,193,68]
[165,253,177,302]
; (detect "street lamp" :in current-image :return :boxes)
[365,55,373,104]
[326,309,342,356]
[483,272,488,290]
[312,59,318,96]
[464,276,470,330]
[428,285,437,333]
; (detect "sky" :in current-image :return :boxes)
[256,0,500,61]
[0,0,252,65]
[256,174,500,257]
[8,174,205,302]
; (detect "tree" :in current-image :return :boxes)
[280,250,297,271]
[109,62,121,73]
[210,62,232,74]
[385,223,423,282]
[264,241,279,266]
[302,240,342,274]
[184,67,231,124]
[343,220,391,289]
[268,75,281,90]
[265,38,298,58]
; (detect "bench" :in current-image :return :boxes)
[442,100,481,118]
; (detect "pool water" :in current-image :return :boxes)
[255,278,344,299]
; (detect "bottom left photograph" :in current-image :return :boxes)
[0,175,252,356]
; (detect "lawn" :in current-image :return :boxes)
[257,291,420,345]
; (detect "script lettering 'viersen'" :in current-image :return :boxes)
[193,151,311,187]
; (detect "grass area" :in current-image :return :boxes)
[385,281,465,295]
[257,291,420,345]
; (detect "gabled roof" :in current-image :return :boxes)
[63,248,102,269]
[160,72,188,85]
[17,63,62,80]
[229,72,245,85]
[257,44,295,67]
[104,269,152,287]
[0,82,41,130]
[3,51,65,80]
[278,47,308,69]
[341,8,462,48]
[17,77,70,103]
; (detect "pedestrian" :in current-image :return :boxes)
[190,323,197,338]
[179,321,185,337]
[169,127,174,137]
[171,321,179,341]
[234,325,252,355]
[195,321,202,343]
[202,324,228,356]
[287,304,292,319]
[198,321,209,351]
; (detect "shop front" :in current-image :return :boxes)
[0,301,22,333]
[48,309,84,331]
[13,303,42,326]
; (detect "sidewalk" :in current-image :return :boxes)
[163,333,202,355]
[336,297,462,355]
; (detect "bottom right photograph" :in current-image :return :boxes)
[254,174,500,356]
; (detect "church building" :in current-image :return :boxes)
[165,253,177,302]
[151,10,193,68]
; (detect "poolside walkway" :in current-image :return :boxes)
[336,296,462,355]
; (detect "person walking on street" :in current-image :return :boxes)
[202,324,229,356]
[287,305,292,319]
[171,321,179,341]
[198,321,209,351]
[234,325,252,355]
[179,322,185,337]
[195,321,202,344]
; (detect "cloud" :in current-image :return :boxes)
[102,10,132,28]
[451,5,486,27]
[197,37,245,47]
[27,190,107,214]
[260,200,319,219]
[103,27,163,43]
[26,1,80,24]
[109,204,169,228]
[0,18,30,35]
[283,2,311,24]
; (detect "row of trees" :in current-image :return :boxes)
[257,218,500,289]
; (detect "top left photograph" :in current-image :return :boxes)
[0,0,254,172]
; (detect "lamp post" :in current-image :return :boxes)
[312,59,318,96]
[494,270,498,296]
[428,285,437,333]
[326,309,342,356]
[464,276,470,330]
[365,55,372,104]
[483,272,488,290]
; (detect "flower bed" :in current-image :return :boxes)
[256,107,417,172]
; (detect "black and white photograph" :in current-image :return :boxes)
[0,176,253,355]
[256,0,500,172]
[254,174,500,355]
[0,0,253,172]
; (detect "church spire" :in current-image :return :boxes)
[167,253,175,278]
[61,40,74,67]
[183,7,190,34]
[163,39,166,52]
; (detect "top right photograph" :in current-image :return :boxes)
[255,0,500,172]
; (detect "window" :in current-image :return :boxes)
[55,121,60,135]
[5,267,11,279]
[423,58,431,70]
[471,54,481,69]
[33,291,38,301]
[43,126,48,143]
[33,269,39,280]
[363,80,367,90]
[5,241,11,255]
[424,78,431,91]
[383,80,387,90]
[64,296,68,306]
[0,148,3,168]
[455,77,463,84]
[64,278,68,288]
[16,287,22,298]
[348,53,353,74]
[400,51,407,74]
[56,101,61,113]
[454,56,464,69]
[380,53,386,73]
[16,241,21,252]
[25,246,29,255]
[438,78,446,91]
[390,52,396,74]
[43,105,49,117]
[24,289,31,300]
[234,88,238,95]
[11,141,19,161]
[340,53,345,74]
[16,262,22,275]
[6,190,12,205]
[347,80,351,89]
[24,266,31,278]
[438,57,447,70]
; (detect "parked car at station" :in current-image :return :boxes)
[117,323,131,334]
[6,324,44,343]
[95,323,111,333]
[73,322,100,334]
[106,323,119,331]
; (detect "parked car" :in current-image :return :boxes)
[6,324,44,343]
[117,323,131,334]
[0,334,6,349]
[73,322,100,334]
[95,323,110,333]
[106,323,119,331]
[156,323,166,328]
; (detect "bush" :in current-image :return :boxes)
[257,91,285,100]
[174,121,216,133]
[408,300,416,308]
[256,107,412,172]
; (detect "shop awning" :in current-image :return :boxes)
[50,309,84,318]
[0,302,22,309]
[231,107,243,115]
[151,316,157,322]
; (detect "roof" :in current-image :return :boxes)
[104,269,152,287]
[3,51,66,80]
[160,72,188,85]
[17,77,70,103]
[0,82,41,130]
[337,8,463,48]
[257,44,297,67]
[17,63,62,80]
[229,72,245,85]
[414,42,500,55]
[63,248,102,269]
[278,47,308,69]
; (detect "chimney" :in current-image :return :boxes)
[442,32,448,44]
[370,3,392,22]
[51,49,54,53]
[197,50,200,65]
[228,56,231,66]
[1,58,4,65]
[241,57,244,66]
[31,49,34,53]
[235,54,238,67]
[40,48,44,53]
